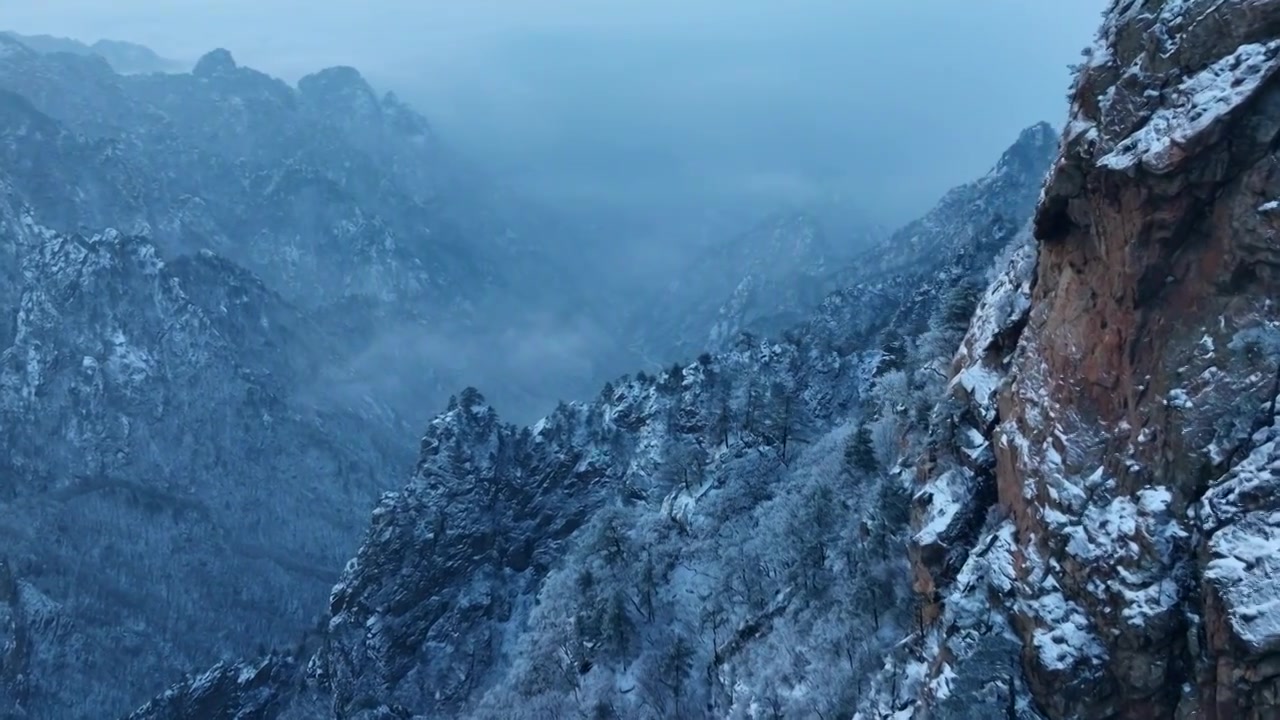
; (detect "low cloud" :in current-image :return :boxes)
[11,0,1105,227]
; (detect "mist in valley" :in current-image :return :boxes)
[6,1,1105,424]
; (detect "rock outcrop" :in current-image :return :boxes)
[908,1,1280,718]
[124,656,301,720]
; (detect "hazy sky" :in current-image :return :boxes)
[4,1,1105,226]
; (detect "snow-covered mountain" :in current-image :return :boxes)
[122,2,1280,716]
[0,182,414,717]
[0,36,609,424]
[0,33,913,718]
[109,121,1057,719]
[13,2,1279,717]
[0,37,596,718]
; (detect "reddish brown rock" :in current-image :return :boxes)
[1003,1,1280,717]
[908,2,1280,718]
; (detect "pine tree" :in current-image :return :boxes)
[760,381,814,461]
[877,328,908,375]
[712,393,732,448]
[787,482,839,596]
[589,509,629,567]
[659,439,708,491]
[657,632,695,707]
[458,386,486,411]
[634,556,658,622]
[598,591,633,665]
[940,277,984,330]
[845,424,880,476]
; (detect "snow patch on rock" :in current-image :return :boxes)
[1098,41,1280,174]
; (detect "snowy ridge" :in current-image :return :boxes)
[125,656,301,720]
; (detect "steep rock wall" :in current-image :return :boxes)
[912,2,1280,718]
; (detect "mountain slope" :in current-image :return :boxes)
[0,185,413,718]
[623,123,1056,372]
[119,124,1057,719]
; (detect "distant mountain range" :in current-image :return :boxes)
[0,32,907,718]
[2,31,187,74]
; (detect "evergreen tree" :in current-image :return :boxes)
[845,423,880,476]
[877,328,909,375]
[588,508,630,568]
[635,556,658,622]
[787,481,838,596]
[760,381,814,461]
[712,393,732,448]
[598,591,634,664]
[659,439,708,491]
[657,633,695,707]
[942,280,983,329]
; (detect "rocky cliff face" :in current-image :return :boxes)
[903,2,1280,718]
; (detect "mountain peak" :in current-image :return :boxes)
[298,65,371,94]
[988,121,1059,184]
[297,65,382,122]
[1016,120,1057,150]
[0,32,181,74]
[90,38,184,74]
[192,48,236,77]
